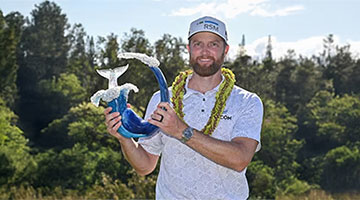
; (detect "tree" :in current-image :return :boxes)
[298,91,360,191]
[265,35,273,61]
[348,59,360,94]
[321,145,360,192]
[247,160,275,199]
[67,24,98,97]
[98,33,122,69]
[305,91,360,149]
[252,100,307,196]
[127,169,157,199]
[237,34,247,58]
[33,144,126,190]
[121,28,153,55]
[87,173,135,199]
[258,100,302,173]
[34,73,87,145]
[0,98,36,186]
[0,11,24,107]
[275,51,326,115]
[154,34,187,86]
[19,1,69,80]
[318,35,356,95]
[16,1,71,140]
[35,103,133,191]
[41,102,114,150]
[229,37,277,100]
[229,52,257,93]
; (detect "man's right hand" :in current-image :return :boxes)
[104,107,126,141]
[104,106,159,176]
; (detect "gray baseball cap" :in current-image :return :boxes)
[188,16,228,43]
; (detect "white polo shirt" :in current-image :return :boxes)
[138,74,263,200]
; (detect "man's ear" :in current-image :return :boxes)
[186,44,190,53]
[224,45,230,55]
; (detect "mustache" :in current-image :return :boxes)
[195,56,215,61]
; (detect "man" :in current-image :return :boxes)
[104,16,263,199]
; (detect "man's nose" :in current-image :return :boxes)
[200,45,211,55]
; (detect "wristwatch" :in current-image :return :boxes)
[181,127,194,143]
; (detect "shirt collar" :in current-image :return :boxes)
[183,73,225,100]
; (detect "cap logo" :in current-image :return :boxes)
[203,23,219,33]
[204,20,218,26]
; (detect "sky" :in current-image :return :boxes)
[1,0,360,60]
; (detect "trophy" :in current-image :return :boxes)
[90,53,169,138]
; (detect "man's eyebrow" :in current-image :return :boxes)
[190,40,201,45]
[190,38,222,44]
[211,39,222,43]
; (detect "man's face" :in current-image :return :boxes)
[188,32,229,77]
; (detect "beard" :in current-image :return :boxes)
[189,53,225,77]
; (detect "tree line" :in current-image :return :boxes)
[0,1,359,199]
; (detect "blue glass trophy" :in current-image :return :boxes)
[90,53,169,138]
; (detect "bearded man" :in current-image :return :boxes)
[104,16,264,199]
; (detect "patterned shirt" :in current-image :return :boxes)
[138,74,263,200]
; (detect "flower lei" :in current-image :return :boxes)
[171,68,235,135]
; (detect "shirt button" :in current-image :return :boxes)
[201,109,205,112]
[203,98,206,101]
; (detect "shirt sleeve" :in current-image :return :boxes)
[232,93,264,152]
[138,91,164,156]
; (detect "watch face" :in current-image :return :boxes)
[184,127,193,139]
[181,127,194,143]
[184,130,191,138]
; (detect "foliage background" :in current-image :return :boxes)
[0,1,359,199]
